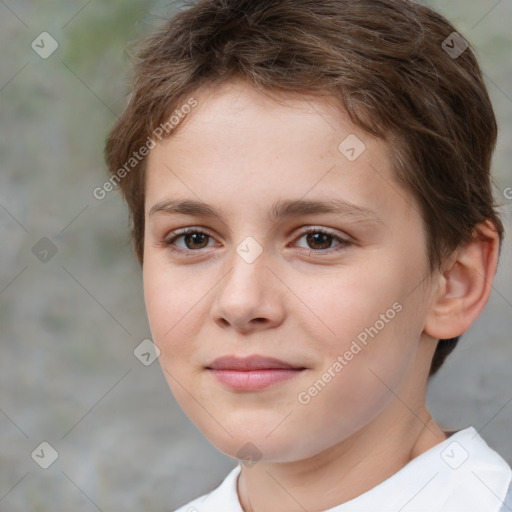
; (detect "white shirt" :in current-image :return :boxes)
[174,427,512,512]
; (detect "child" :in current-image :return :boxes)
[104,0,511,510]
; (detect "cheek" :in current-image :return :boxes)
[300,262,407,347]
[303,258,425,388]
[143,261,197,363]
[289,293,420,455]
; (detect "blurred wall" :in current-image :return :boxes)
[1,1,511,510]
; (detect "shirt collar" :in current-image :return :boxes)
[184,427,511,512]
[326,426,512,511]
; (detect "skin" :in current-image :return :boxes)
[142,79,499,512]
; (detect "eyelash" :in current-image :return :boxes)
[160,226,352,257]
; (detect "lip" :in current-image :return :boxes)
[206,355,304,371]
[206,355,306,391]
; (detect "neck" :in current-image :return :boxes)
[237,404,447,512]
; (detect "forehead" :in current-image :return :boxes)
[168,80,357,151]
[144,80,414,223]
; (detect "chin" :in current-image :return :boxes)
[198,421,326,465]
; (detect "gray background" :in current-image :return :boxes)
[0,0,511,510]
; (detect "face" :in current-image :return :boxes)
[143,80,437,463]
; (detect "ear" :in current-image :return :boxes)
[424,220,500,339]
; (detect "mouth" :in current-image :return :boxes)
[205,355,306,391]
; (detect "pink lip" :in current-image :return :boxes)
[206,355,306,391]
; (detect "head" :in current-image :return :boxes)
[104,0,504,460]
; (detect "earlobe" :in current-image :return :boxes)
[424,220,500,340]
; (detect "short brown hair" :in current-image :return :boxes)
[104,0,504,377]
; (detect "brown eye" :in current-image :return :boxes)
[294,227,352,255]
[305,232,334,250]
[182,232,210,250]
[163,228,216,254]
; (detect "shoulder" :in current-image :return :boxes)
[498,477,512,512]
[173,464,242,512]
[447,427,512,511]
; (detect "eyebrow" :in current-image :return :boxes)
[148,197,382,226]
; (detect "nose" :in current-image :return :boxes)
[211,243,286,333]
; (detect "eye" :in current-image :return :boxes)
[293,227,352,254]
[161,227,216,255]
[160,226,352,257]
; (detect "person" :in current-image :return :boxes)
[104,0,511,510]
